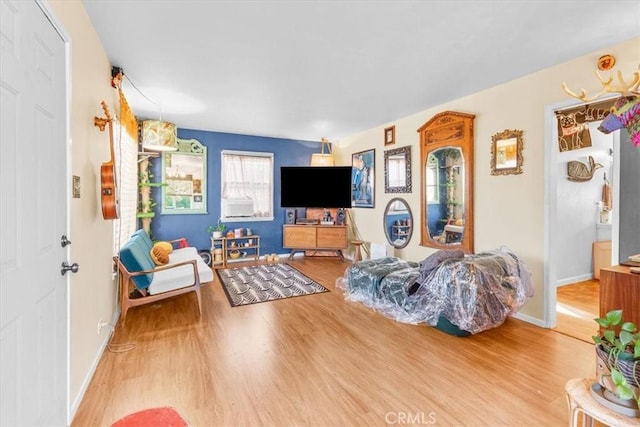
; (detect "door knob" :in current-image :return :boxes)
[60,235,72,247]
[61,261,79,275]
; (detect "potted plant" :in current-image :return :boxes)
[592,309,640,414]
[208,220,225,239]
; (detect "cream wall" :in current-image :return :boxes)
[46,0,119,417]
[37,1,640,417]
[335,36,640,323]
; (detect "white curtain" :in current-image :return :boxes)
[221,152,273,218]
[112,122,138,254]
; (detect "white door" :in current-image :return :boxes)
[1,1,69,425]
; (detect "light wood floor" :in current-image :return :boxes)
[72,258,596,426]
[555,279,600,344]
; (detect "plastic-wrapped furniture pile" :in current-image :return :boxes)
[336,247,533,335]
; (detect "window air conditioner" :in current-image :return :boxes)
[223,198,254,217]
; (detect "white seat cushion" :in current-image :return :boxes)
[148,247,213,295]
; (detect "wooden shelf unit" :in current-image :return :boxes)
[210,235,260,268]
[283,225,347,260]
[211,236,225,268]
[391,224,410,241]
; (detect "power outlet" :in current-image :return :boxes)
[97,319,109,335]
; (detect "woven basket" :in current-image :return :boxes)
[596,344,640,391]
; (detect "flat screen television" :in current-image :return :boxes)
[280,166,352,208]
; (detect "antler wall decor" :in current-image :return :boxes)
[562,69,640,102]
[562,63,640,149]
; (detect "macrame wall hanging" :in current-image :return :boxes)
[555,100,614,152]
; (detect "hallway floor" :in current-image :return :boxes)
[554,279,600,343]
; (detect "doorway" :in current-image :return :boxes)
[555,278,600,342]
[544,99,619,342]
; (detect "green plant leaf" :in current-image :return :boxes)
[606,309,623,326]
[621,322,638,333]
[611,368,626,386]
[617,384,635,401]
[595,317,610,328]
[620,330,633,346]
[635,340,640,358]
[604,329,616,344]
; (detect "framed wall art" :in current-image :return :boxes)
[161,138,208,214]
[384,125,395,146]
[352,149,375,208]
[490,129,523,175]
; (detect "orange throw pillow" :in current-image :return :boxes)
[153,241,173,254]
[150,245,170,265]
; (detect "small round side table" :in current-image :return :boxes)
[565,377,638,427]
[351,240,364,263]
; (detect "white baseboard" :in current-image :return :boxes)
[555,273,593,288]
[511,311,549,328]
[69,310,119,422]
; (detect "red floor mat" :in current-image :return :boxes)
[112,407,188,427]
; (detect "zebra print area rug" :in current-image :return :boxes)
[217,263,329,307]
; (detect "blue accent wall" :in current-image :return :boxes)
[149,128,322,255]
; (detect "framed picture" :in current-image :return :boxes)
[161,138,208,214]
[352,149,375,208]
[384,125,395,146]
[490,129,523,175]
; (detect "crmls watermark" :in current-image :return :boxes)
[385,411,437,425]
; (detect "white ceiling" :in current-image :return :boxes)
[83,1,639,142]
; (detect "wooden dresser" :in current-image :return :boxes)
[599,265,640,326]
[283,225,347,260]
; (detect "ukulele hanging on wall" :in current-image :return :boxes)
[94,101,119,219]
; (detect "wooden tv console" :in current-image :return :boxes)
[599,265,640,327]
[283,224,347,260]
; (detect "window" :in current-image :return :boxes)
[221,150,273,222]
[426,154,439,204]
[113,123,138,254]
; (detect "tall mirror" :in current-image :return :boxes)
[383,198,413,248]
[161,138,207,214]
[418,111,475,253]
[384,145,412,193]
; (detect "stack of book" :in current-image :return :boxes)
[627,254,640,273]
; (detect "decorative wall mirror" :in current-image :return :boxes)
[161,138,207,214]
[384,145,412,193]
[417,111,475,253]
[490,129,523,175]
[383,197,413,249]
